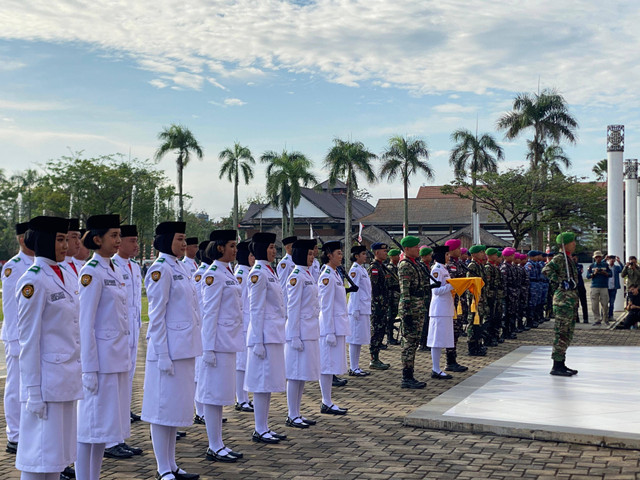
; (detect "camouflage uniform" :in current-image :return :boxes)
[368,259,390,357]
[499,261,519,339]
[524,258,541,328]
[466,259,488,354]
[398,257,427,372]
[542,253,579,361]
[516,264,530,331]
[385,261,401,343]
[483,261,502,345]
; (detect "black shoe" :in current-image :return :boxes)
[194,414,206,424]
[285,416,309,428]
[388,338,401,346]
[61,472,72,480]
[206,447,237,463]
[6,440,17,454]
[177,430,187,437]
[121,442,143,455]
[156,472,175,480]
[508,332,518,339]
[445,362,468,372]
[130,411,141,422]
[348,368,369,377]
[225,449,243,459]
[269,430,288,440]
[550,360,574,377]
[401,377,427,389]
[236,401,254,412]
[300,416,316,425]
[252,430,280,444]
[332,375,348,387]
[104,444,134,459]
[172,468,200,480]
[487,338,499,347]
[62,466,75,479]
[431,370,453,380]
[320,403,348,415]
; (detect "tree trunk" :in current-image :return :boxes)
[177,156,184,222]
[471,172,479,244]
[281,202,287,237]
[345,168,353,271]
[403,171,409,237]
[289,195,295,237]
[233,167,239,230]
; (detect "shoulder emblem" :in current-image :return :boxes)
[293,268,299,274]
[290,278,297,286]
[433,271,439,278]
[151,271,161,282]
[210,264,218,271]
[195,274,202,283]
[28,265,41,274]
[4,268,11,277]
[87,260,99,267]
[80,274,92,286]
[371,268,378,275]
[205,276,214,286]
[238,269,243,275]
[350,271,356,278]
[251,275,259,284]
[157,257,166,263]
[237,277,243,284]
[12,257,21,263]
[280,262,286,268]
[322,278,329,286]
[21,284,34,299]
[255,264,261,270]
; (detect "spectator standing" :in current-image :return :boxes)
[606,255,624,321]
[571,254,589,323]
[621,257,640,290]
[586,251,612,325]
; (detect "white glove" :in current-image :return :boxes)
[202,350,216,367]
[158,353,174,375]
[253,343,266,359]
[326,333,337,347]
[292,337,304,351]
[82,372,98,394]
[26,386,47,420]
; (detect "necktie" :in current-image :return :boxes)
[68,261,78,275]
[51,265,65,284]
[227,266,233,275]
[128,261,133,274]
[267,265,275,276]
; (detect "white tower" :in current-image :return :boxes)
[624,159,638,259]
[607,125,624,311]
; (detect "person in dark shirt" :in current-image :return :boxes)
[616,284,640,329]
[571,254,588,323]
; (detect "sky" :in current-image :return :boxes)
[1,0,639,222]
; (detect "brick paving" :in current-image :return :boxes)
[1,321,639,479]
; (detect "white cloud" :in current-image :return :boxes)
[224,98,246,106]
[0,99,68,111]
[433,103,477,114]
[0,59,26,71]
[149,79,168,89]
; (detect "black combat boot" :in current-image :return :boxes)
[369,352,390,370]
[445,350,468,372]
[550,360,573,376]
[401,368,426,389]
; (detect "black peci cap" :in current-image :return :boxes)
[68,218,80,231]
[15,222,30,235]
[210,230,237,242]
[120,225,138,238]
[322,241,341,254]
[186,237,199,245]
[155,221,186,235]
[29,216,69,234]
[86,214,120,230]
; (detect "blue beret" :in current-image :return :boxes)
[371,242,389,251]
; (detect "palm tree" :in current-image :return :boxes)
[449,128,504,243]
[154,124,203,221]
[219,142,255,230]
[380,135,433,236]
[324,138,377,268]
[527,143,571,177]
[261,150,317,237]
[593,159,607,182]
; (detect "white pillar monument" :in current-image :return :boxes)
[624,159,638,260]
[607,125,625,311]
[637,187,640,258]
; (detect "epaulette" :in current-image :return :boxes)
[28,265,41,273]
[254,264,261,270]
[210,265,218,271]
[197,264,206,270]
[237,269,244,275]
[12,257,21,263]
[157,258,165,263]
[87,260,99,267]
[293,268,299,274]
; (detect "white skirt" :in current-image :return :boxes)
[244,343,286,393]
[319,335,347,375]
[142,358,195,427]
[195,355,203,383]
[346,313,371,345]
[77,372,130,444]
[195,352,236,406]
[16,401,77,473]
[285,339,320,381]
[236,348,247,371]
[427,316,455,348]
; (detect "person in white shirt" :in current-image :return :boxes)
[277,236,297,304]
[15,216,81,480]
[428,246,455,380]
[310,243,321,281]
[73,229,90,265]
[1,221,34,455]
[193,240,211,426]
[245,232,287,444]
[346,245,372,377]
[182,237,199,276]
[233,240,254,413]
[64,219,83,278]
[284,239,320,429]
[76,215,130,480]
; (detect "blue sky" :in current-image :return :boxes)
[1,0,639,221]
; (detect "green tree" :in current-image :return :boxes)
[324,138,377,267]
[219,142,255,230]
[154,124,203,221]
[593,158,607,182]
[380,135,432,236]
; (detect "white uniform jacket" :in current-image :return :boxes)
[234,263,251,334]
[277,254,295,302]
[429,262,455,317]
[286,265,320,341]
[181,256,199,276]
[16,258,82,402]
[201,260,244,353]
[112,254,143,334]
[64,256,82,279]
[347,262,372,315]
[310,258,321,282]
[78,253,130,374]
[145,253,203,361]
[193,262,209,316]
[317,265,349,337]
[1,250,34,344]
[246,260,286,346]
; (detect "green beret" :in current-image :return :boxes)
[419,247,433,256]
[400,236,420,248]
[468,245,486,254]
[556,232,576,245]
[485,247,498,256]
[497,251,502,257]
[388,248,401,256]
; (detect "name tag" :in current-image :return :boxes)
[173,275,184,280]
[225,280,235,286]
[104,279,117,286]
[268,278,276,283]
[304,281,313,286]
[50,292,65,302]
[122,274,130,280]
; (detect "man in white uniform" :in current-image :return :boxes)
[182,237,199,276]
[64,218,84,278]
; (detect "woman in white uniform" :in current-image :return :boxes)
[233,240,254,413]
[193,239,211,426]
[317,241,349,415]
[428,245,455,380]
[346,245,372,377]
[142,222,202,480]
[197,230,244,463]
[15,216,82,480]
[284,239,320,429]
[244,232,287,444]
[76,215,130,480]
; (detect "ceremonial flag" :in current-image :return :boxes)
[358,222,363,242]
[309,224,314,238]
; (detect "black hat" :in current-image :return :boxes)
[292,239,317,251]
[79,228,86,237]
[15,222,29,235]
[210,230,237,242]
[282,235,297,246]
[86,214,120,230]
[351,245,366,255]
[237,240,250,251]
[186,237,199,245]
[68,218,80,231]
[432,245,449,264]
[292,239,316,265]
[322,241,341,254]
[155,221,186,235]
[237,240,251,266]
[29,216,69,234]
[251,232,276,244]
[120,225,138,238]
[198,240,210,251]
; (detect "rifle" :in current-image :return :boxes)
[317,236,359,290]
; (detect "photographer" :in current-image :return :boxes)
[621,256,640,292]
[615,284,640,330]
[586,251,612,325]
[606,255,624,321]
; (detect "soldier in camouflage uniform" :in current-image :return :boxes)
[542,232,579,376]
[466,245,488,356]
[524,251,541,329]
[368,242,391,370]
[385,249,401,346]
[443,239,469,372]
[483,248,502,347]
[514,254,530,332]
[398,236,428,389]
[499,248,519,340]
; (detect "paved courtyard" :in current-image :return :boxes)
[1,321,640,479]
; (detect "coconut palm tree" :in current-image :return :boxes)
[154,124,203,221]
[324,138,377,267]
[219,142,255,230]
[527,143,571,177]
[380,135,433,236]
[593,158,607,182]
[449,128,504,243]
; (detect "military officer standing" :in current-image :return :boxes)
[368,243,391,370]
[499,248,519,340]
[385,248,401,346]
[418,246,433,351]
[484,248,502,347]
[428,246,454,379]
[182,237,199,275]
[347,245,372,377]
[466,245,488,356]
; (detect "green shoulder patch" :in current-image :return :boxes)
[28,265,41,274]
[157,258,166,263]
[210,265,218,271]
[12,257,21,263]
[293,268,299,274]
[237,269,243,275]
[254,264,261,270]
[323,268,330,274]
[87,260,99,267]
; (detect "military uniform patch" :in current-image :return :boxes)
[205,276,214,285]
[22,284,34,299]
[4,268,11,277]
[322,278,329,285]
[237,277,243,284]
[251,275,259,284]
[195,274,202,282]
[350,271,356,278]
[280,263,286,268]
[151,271,161,282]
[80,274,92,286]
[87,260,99,267]
[433,271,438,278]
[290,278,297,286]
